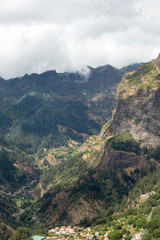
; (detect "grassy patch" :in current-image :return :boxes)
[107,131,141,155]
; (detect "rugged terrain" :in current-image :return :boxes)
[34,54,160,228]
[110,54,160,146]
[3,59,159,240]
[3,54,160,239]
[0,65,123,155]
[0,63,142,239]
[0,63,138,183]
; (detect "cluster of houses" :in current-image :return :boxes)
[48,226,93,238]
[46,226,106,240]
[30,225,144,240]
[46,226,144,240]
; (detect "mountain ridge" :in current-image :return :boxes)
[34,55,160,227]
[0,63,141,155]
[0,61,146,238]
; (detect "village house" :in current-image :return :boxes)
[55,227,60,231]
[85,227,91,232]
[95,232,100,236]
[60,229,66,235]
[48,229,55,234]
[73,226,79,230]
[80,232,87,238]
[30,235,46,240]
[131,233,142,240]
[86,233,94,240]
[61,226,66,231]
[46,237,57,240]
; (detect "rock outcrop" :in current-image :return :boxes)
[109,54,160,147]
[98,55,160,173]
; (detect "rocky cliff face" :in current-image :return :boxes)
[109,54,160,147]
[97,55,160,175]
[37,59,160,226]
[0,61,148,236]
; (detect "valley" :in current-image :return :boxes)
[2,56,160,240]
[0,0,159,239]
[1,63,134,239]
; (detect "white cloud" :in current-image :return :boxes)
[0,0,159,78]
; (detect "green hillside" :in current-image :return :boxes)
[29,55,160,230]
[0,65,127,156]
[0,63,144,239]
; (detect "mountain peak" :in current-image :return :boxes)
[111,56,160,147]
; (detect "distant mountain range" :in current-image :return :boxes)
[0,62,146,239]
[0,63,141,153]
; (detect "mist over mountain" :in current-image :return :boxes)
[0,64,137,155]
[4,59,160,239]
[34,55,160,230]
[1,1,160,239]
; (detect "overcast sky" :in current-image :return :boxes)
[0,0,160,78]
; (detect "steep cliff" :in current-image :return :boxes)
[110,54,160,146]
[96,54,160,175]
[36,57,160,226]
[1,63,142,235]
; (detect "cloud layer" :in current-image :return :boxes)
[0,0,160,78]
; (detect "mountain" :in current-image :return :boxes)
[0,65,128,156]
[0,63,140,172]
[4,55,160,238]
[0,62,143,237]
[33,55,160,228]
[110,55,160,146]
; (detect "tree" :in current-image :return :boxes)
[108,230,123,240]
[9,227,31,240]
